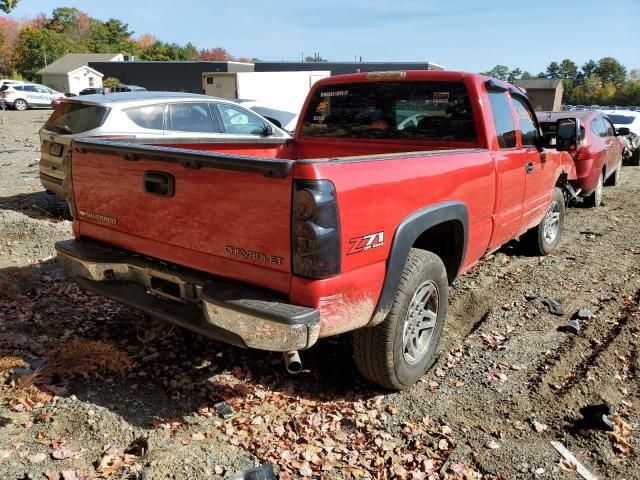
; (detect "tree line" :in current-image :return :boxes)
[481,58,640,106]
[0,7,254,81]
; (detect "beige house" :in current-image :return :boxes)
[514,78,564,111]
[38,53,123,94]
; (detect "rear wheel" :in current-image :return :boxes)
[630,149,640,167]
[523,186,565,255]
[353,249,448,390]
[585,171,604,207]
[13,99,28,111]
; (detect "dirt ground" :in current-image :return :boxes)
[0,109,638,480]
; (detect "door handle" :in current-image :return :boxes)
[143,171,175,197]
[526,161,534,174]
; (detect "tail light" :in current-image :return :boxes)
[62,147,77,218]
[292,179,340,278]
[576,146,597,161]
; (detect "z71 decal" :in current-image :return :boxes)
[347,231,384,255]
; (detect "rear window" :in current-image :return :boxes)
[44,102,110,135]
[125,105,164,130]
[300,81,477,142]
[607,114,634,125]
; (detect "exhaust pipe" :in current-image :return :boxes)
[283,351,302,374]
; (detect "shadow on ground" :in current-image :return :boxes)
[0,191,70,221]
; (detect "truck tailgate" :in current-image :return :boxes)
[69,140,295,293]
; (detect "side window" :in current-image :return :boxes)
[511,96,540,147]
[168,102,217,133]
[216,103,266,135]
[125,105,165,130]
[590,117,606,137]
[24,85,37,92]
[487,92,517,148]
[602,117,616,137]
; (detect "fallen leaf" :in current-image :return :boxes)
[191,433,205,441]
[52,447,73,460]
[532,420,547,433]
[485,440,500,449]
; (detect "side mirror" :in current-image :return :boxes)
[616,127,630,136]
[555,117,581,152]
[261,124,274,137]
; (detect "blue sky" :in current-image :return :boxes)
[7,0,640,73]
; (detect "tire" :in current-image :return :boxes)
[585,171,604,207]
[353,249,448,390]
[604,157,622,187]
[523,186,565,255]
[631,149,640,167]
[13,99,28,111]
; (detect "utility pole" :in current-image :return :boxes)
[43,49,48,67]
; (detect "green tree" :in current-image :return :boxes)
[102,76,120,89]
[507,68,522,83]
[595,57,626,85]
[521,71,533,79]
[480,65,510,80]
[87,18,137,54]
[546,61,561,78]
[582,59,597,77]
[304,54,327,62]
[0,0,19,13]
[14,26,72,80]
[559,59,578,80]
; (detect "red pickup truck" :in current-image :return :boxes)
[55,71,577,389]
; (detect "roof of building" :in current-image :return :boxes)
[514,78,563,90]
[38,53,122,75]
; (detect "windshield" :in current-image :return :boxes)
[43,102,110,135]
[606,114,635,125]
[300,80,477,143]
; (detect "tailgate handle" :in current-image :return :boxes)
[143,171,175,197]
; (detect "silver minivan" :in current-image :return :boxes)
[39,91,291,195]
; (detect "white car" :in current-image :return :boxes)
[0,82,65,110]
[234,99,299,132]
[601,109,640,166]
[0,79,24,90]
[600,109,640,136]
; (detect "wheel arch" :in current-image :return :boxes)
[370,201,468,325]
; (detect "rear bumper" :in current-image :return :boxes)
[39,172,64,195]
[55,239,320,352]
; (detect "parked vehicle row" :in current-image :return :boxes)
[537,110,628,205]
[39,92,290,195]
[51,70,587,390]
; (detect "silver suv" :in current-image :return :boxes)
[39,92,291,195]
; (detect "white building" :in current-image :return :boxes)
[38,53,123,95]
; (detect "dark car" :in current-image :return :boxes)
[79,87,106,95]
[109,85,147,93]
[537,111,625,207]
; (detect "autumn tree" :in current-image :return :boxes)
[14,26,73,80]
[198,47,233,61]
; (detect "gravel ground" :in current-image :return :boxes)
[0,110,638,480]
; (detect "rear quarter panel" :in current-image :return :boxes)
[291,150,495,337]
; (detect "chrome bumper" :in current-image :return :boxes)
[55,239,320,352]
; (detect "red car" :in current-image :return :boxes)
[537,111,625,207]
[56,71,577,389]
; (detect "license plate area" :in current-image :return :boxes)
[49,142,63,157]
